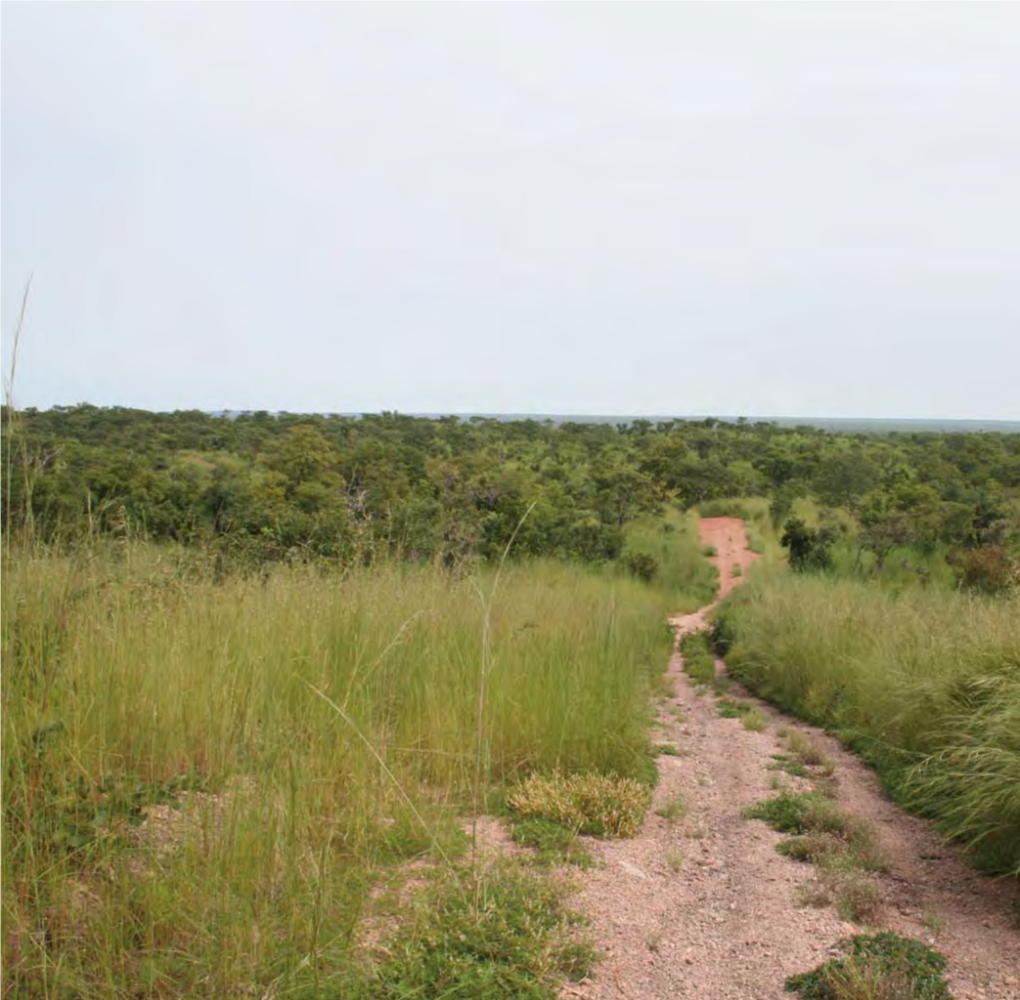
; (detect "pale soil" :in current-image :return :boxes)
[561,518,1019,1000]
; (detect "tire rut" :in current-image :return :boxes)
[562,518,1018,1000]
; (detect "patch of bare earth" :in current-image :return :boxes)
[563,519,1018,1000]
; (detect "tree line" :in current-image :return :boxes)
[3,405,1018,587]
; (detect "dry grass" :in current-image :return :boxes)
[508,772,651,839]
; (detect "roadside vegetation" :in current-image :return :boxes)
[3,400,1018,996]
[2,544,679,999]
[717,574,1020,876]
[786,932,955,1000]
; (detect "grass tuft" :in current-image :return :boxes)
[681,631,717,687]
[785,932,954,1000]
[508,772,651,839]
[362,861,596,999]
[510,818,593,868]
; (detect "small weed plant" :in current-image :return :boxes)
[655,795,687,822]
[510,818,593,868]
[785,932,955,1000]
[362,861,597,999]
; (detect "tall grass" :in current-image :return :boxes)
[715,572,1020,875]
[621,508,718,604]
[2,544,679,998]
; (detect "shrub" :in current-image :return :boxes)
[948,545,1017,595]
[781,518,836,573]
[620,551,659,583]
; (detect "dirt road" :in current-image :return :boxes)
[564,518,1018,1000]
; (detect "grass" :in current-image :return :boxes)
[716,573,1020,876]
[715,697,767,731]
[785,932,955,1000]
[508,772,651,838]
[510,818,593,868]
[360,860,597,999]
[655,795,687,822]
[741,708,768,732]
[745,790,886,923]
[622,509,718,608]
[770,753,811,778]
[2,546,682,999]
[680,630,717,687]
[652,743,684,757]
[784,730,834,771]
[747,792,884,867]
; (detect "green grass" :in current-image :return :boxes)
[746,791,885,871]
[2,546,681,999]
[359,860,597,999]
[716,572,1020,876]
[680,631,717,687]
[786,932,955,1000]
[715,696,765,729]
[655,795,687,822]
[510,818,593,868]
[622,509,718,608]
[741,707,768,732]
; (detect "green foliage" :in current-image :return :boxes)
[361,862,595,1000]
[716,697,754,719]
[718,574,1020,875]
[655,795,687,822]
[6,406,1016,590]
[1,551,672,999]
[782,518,836,572]
[510,818,593,867]
[680,631,717,687]
[785,933,954,1000]
[620,551,659,582]
[744,791,832,834]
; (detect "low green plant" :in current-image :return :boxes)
[770,753,810,778]
[830,870,883,924]
[784,730,834,772]
[744,791,831,833]
[796,880,832,909]
[785,932,954,1000]
[681,631,716,686]
[742,708,768,732]
[746,792,885,871]
[361,861,597,999]
[666,847,684,872]
[511,818,593,868]
[508,772,651,839]
[655,795,687,822]
[652,744,684,757]
[716,697,754,719]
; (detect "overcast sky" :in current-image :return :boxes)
[2,3,1018,419]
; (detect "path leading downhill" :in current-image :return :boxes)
[562,518,1018,1000]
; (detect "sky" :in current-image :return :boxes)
[2,3,1018,420]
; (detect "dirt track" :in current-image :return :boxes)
[563,518,1018,1000]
